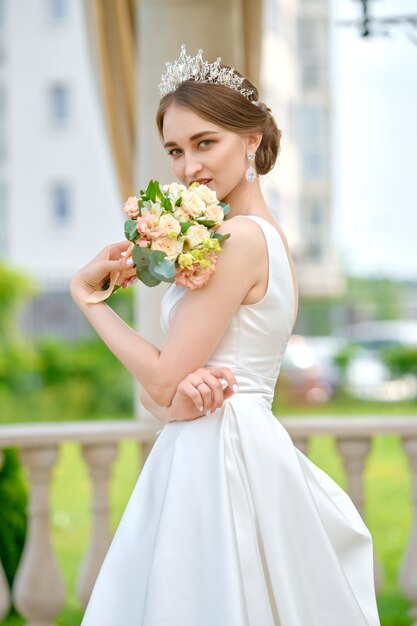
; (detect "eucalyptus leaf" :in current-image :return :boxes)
[138,267,161,287]
[132,245,153,268]
[124,220,139,242]
[149,258,176,282]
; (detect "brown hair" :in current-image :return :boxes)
[155,67,282,176]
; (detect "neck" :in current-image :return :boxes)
[222,179,269,219]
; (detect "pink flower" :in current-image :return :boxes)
[137,213,164,239]
[123,196,140,219]
[175,252,218,290]
[137,238,150,248]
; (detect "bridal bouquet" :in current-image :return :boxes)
[88,180,231,303]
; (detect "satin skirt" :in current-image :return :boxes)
[81,394,381,626]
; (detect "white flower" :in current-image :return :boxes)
[162,182,187,205]
[142,200,162,215]
[184,224,210,248]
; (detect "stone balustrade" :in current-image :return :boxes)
[0,415,416,624]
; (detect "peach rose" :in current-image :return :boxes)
[184,224,210,248]
[204,203,224,225]
[181,190,206,218]
[159,213,181,237]
[151,236,184,261]
[192,184,218,205]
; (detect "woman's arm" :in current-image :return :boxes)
[70,218,260,406]
[139,367,238,423]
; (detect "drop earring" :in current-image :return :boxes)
[246,152,257,183]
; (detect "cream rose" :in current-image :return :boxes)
[192,184,218,205]
[173,206,190,222]
[184,224,210,248]
[204,203,224,225]
[151,236,184,261]
[159,213,181,237]
[181,190,206,218]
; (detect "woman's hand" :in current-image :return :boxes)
[166,367,239,423]
[70,240,137,305]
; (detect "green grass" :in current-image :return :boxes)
[1,429,415,625]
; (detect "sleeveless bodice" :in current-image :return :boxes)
[160,215,296,407]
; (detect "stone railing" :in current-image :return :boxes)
[0,415,416,624]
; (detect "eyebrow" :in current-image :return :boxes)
[163,130,220,149]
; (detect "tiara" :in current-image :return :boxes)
[158,44,261,106]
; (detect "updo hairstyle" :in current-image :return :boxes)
[155,67,282,175]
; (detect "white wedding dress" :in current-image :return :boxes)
[81,215,381,625]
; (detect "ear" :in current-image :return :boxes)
[246,132,262,153]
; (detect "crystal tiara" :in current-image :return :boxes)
[158,44,261,106]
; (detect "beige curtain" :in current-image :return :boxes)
[84,0,137,200]
[242,0,263,89]
[83,0,262,199]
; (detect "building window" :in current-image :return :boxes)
[51,184,72,227]
[309,200,322,226]
[0,0,5,29]
[48,84,70,127]
[49,0,67,22]
[0,182,8,257]
[306,241,322,261]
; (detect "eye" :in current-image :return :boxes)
[199,139,212,148]
[167,148,182,157]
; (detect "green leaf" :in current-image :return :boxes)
[175,196,182,207]
[212,232,231,243]
[179,221,195,233]
[149,258,176,282]
[196,218,216,228]
[160,196,173,211]
[153,180,163,199]
[124,220,139,242]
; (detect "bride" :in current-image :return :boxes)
[70,45,381,626]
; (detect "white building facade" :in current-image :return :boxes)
[0,0,344,337]
[0,0,122,288]
[262,0,345,301]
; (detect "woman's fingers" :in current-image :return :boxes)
[204,367,238,393]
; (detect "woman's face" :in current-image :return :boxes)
[162,104,254,201]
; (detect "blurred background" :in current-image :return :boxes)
[0,0,416,624]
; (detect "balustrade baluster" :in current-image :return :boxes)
[0,451,11,621]
[400,436,417,625]
[12,445,66,626]
[336,436,383,593]
[77,442,118,608]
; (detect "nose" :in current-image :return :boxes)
[183,152,203,179]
